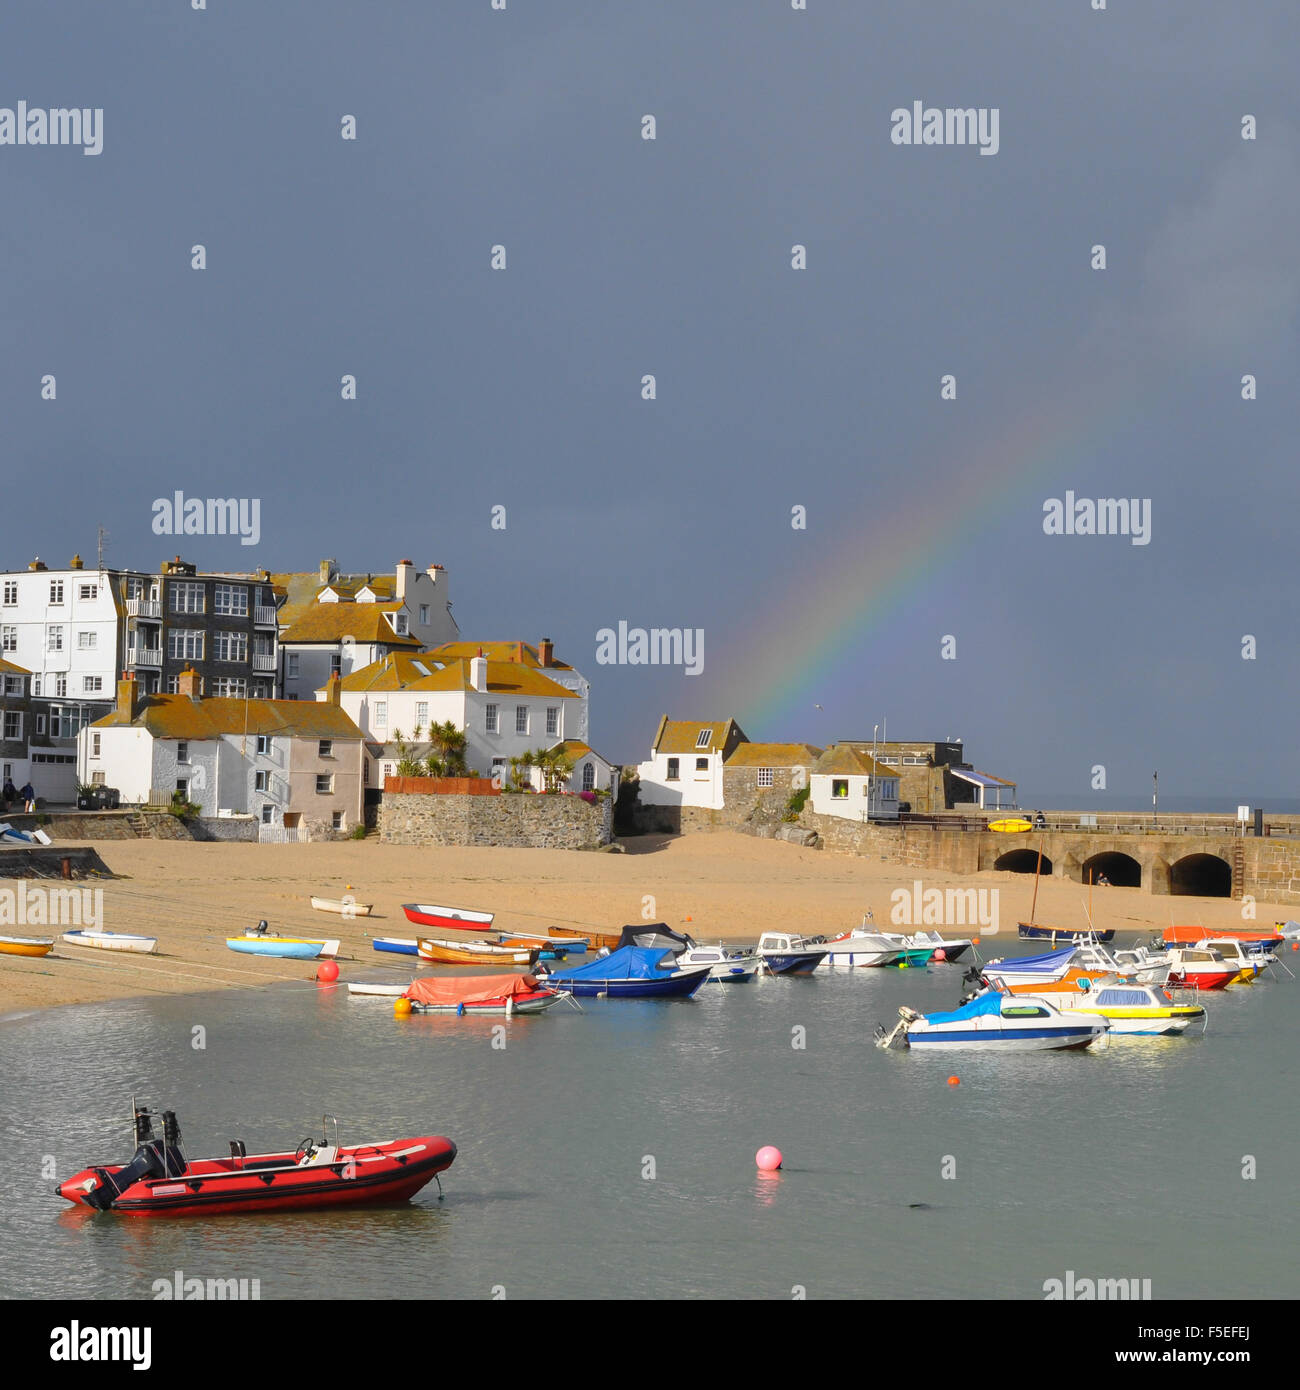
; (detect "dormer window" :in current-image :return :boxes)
[394,613,408,635]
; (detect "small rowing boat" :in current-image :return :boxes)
[981,946,1078,989]
[405,973,560,1015]
[347,980,411,997]
[1018,921,1115,943]
[0,933,55,958]
[402,903,495,933]
[60,930,157,954]
[372,936,420,956]
[417,937,537,966]
[495,930,589,954]
[548,923,624,952]
[59,1101,456,1216]
[310,895,373,917]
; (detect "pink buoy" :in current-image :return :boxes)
[756,1145,783,1172]
[933,948,947,962]
[316,959,339,984]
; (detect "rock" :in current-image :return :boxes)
[776,824,819,847]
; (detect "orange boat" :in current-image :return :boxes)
[1002,967,1119,995]
[549,924,622,951]
[0,934,55,958]
[417,937,538,967]
[1163,925,1280,948]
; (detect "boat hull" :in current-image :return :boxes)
[417,938,537,966]
[762,951,826,975]
[59,1137,456,1217]
[402,903,494,933]
[227,936,340,960]
[61,931,157,954]
[372,937,419,956]
[549,924,622,951]
[905,1028,1104,1051]
[1018,922,1115,943]
[0,935,55,957]
[310,897,372,916]
[410,990,559,1015]
[546,970,709,998]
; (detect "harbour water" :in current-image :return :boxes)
[3,957,1297,1300]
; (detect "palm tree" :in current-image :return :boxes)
[429,719,469,775]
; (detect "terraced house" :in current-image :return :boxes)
[0,657,33,792]
[80,670,365,839]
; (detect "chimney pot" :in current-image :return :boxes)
[539,637,554,668]
[177,666,202,701]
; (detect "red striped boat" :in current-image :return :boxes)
[402,903,495,932]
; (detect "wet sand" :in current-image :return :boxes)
[0,833,1289,1011]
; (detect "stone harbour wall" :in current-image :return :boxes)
[380,790,612,850]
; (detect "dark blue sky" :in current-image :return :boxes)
[2,2,1296,803]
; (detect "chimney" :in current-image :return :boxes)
[319,558,336,585]
[395,558,414,600]
[116,673,140,721]
[469,655,488,691]
[324,671,342,706]
[177,666,202,701]
[70,554,84,570]
[28,557,46,571]
[515,640,524,664]
[539,637,554,668]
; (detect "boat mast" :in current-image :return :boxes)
[1029,839,1044,926]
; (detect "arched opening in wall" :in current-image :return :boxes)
[1170,853,1232,897]
[995,850,1053,875]
[1081,851,1142,889]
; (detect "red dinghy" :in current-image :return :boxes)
[58,1103,456,1217]
[402,902,495,932]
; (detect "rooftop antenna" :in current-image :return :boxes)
[97,525,109,574]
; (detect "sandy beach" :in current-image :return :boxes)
[0,832,1289,1013]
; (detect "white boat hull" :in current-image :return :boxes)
[310,897,372,917]
[346,981,410,997]
[60,931,157,954]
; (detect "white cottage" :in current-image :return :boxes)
[635,717,748,811]
[809,744,901,821]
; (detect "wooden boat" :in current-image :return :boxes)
[310,895,373,917]
[417,937,537,966]
[59,1101,455,1216]
[0,933,55,958]
[548,923,623,951]
[227,932,340,960]
[405,973,560,1014]
[60,930,157,954]
[495,930,589,954]
[402,903,494,933]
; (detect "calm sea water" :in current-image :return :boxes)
[3,951,1297,1301]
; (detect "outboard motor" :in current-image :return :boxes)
[82,1105,186,1210]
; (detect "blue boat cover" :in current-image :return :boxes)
[923,990,1005,1025]
[545,945,677,982]
[992,946,1076,971]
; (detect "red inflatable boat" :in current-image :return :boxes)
[58,1104,456,1217]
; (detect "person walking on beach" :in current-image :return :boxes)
[20,781,36,812]
[1,777,15,809]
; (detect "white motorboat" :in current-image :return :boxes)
[1199,936,1271,979]
[876,989,1109,1052]
[757,931,828,975]
[981,946,1077,989]
[676,945,759,982]
[903,929,973,962]
[1109,945,1173,985]
[1047,983,1206,1037]
[817,931,907,968]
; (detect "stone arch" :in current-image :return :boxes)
[995,849,1053,875]
[1081,851,1143,889]
[1170,853,1232,897]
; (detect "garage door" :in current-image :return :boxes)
[29,751,79,806]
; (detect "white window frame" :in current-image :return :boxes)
[171,582,205,614]
[214,630,248,664]
[0,625,15,652]
[286,653,300,677]
[2,711,21,741]
[756,767,774,788]
[485,703,499,734]
[213,583,249,616]
[83,676,103,693]
[515,706,528,735]
[78,582,98,601]
[47,625,64,651]
[49,580,65,605]
[546,707,559,737]
[169,629,204,662]
[77,630,97,649]
[1,581,16,606]
[316,773,334,794]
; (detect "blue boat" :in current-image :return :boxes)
[1018,921,1115,943]
[541,945,711,998]
[227,934,338,960]
[372,937,420,956]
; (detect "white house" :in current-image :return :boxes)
[0,657,33,791]
[635,717,748,811]
[327,647,615,793]
[809,744,901,822]
[81,671,366,838]
[274,559,459,700]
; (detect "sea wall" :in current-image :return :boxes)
[380,790,612,850]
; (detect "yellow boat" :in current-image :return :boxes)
[1048,983,1206,1036]
[0,934,55,958]
[988,818,1033,834]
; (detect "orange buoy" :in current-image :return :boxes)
[393,997,412,1017]
[947,1075,960,1086]
[316,959,339,984]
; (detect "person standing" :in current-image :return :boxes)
[1,777,15,809]
[20,781,36,812]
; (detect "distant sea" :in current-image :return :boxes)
[1019,794,1300,815]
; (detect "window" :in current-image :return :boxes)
[212,677,246,697]
[251,680,271,698]
[261,803,273,824]
[331,811,343,830]
[832,779,849,799]
[77,630,97,649]
[252,735,269,758]
[418,605,428,624]
[316,774,334,794]
[255,770,269,791]
[175,779,188,798]
[3,675,21,696]
[171,582,205,614]
[515,706,528,735]
[286,653,300,677]
[329,653,341,676]
[695,757,708,772]
[415,702,428,727]
[666,757,680,781]
[50,705,86,739]
[582,762,595,792]
[757,767,774,787]
[176,741,189,763]
[213,583,248,616]
[2,712,20,740]
[35,714,46,734]
[50,580,64,604]
[695,729,711,748]
[0,626,15,651]
[91,770,105,786]
[78,583,98,601]
[485,703,498,734]
[362,761,369,784]
[546,707,558,737]
[491,757,506,775]
[47,626,64,651]
[2,581,15,605]
[318,739,333,758]
[902,755,926,765]
[83,676,103,693]
[55,675,67,697]
[374,701,387,729]
[169,629,204,661]
[214,631,248,663]
[393,613,408,635]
